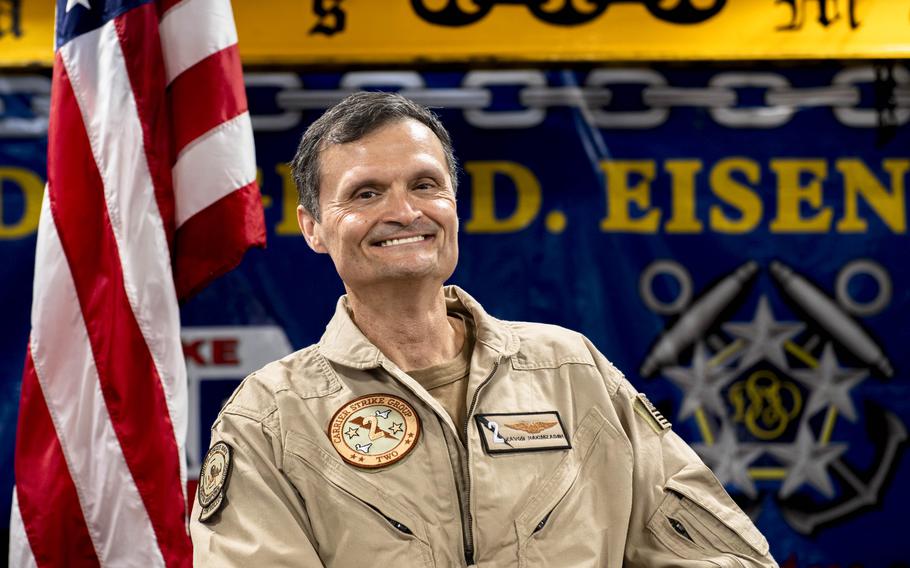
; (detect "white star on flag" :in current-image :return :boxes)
[65,0,92,13]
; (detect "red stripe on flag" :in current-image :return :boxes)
[168,44,247,158]
[174,180,266,299]
[114,4,176,249]
[15,348,101,568]
[47,60,191,567]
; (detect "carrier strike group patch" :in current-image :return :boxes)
[635,393,672,434]
[475,411,571,454]
[328,394,421,469]
[198,441,233,522]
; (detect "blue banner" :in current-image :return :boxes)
[2,64,909,565]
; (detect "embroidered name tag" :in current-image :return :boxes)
[475,411,571,454]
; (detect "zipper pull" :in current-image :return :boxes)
[390,519,413,535]
[668,517,694,542]
[533,512,551,534]
[368,503,413,536]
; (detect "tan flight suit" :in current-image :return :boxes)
[190,286,778,567]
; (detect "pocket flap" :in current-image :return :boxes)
[665,463,769,556]
[283,430,428,544]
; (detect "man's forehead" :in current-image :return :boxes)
[320,120,447,176]
[329,118,441,152]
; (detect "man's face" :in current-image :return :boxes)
[298,119,459,291]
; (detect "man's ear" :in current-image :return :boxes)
[297,205,327,253]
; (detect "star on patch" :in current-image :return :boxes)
[345,425,361,439]
[390,422,404,435]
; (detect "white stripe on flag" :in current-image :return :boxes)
[9,487,39,568]
[160,0,238,85]
[60,21,188,498]
[30,193,165,567]
[173,110,257,226]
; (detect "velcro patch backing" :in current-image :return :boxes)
[475,411,571,454]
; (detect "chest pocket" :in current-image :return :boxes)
[283,431,435,568]
[514,407,631,568]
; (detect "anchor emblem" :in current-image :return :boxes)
[641,258,906,534]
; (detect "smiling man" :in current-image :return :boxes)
[190,92,778,568]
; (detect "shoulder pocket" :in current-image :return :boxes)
[649,463,769,559]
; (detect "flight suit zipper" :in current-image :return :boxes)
[440,420,471,566]
[461,359,501,565]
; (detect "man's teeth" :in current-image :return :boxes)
[379,235,426,247]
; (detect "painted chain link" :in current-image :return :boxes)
[1,66,908,136]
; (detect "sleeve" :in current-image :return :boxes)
[584,338,779,568]
[189,409,325,567]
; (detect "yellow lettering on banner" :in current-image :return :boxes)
[664,160,703,233]
[836,158,907,233]
[464,161,541,233]
[599,160,659,233]
[257,168,270,207]
[709,158,762,234]
[769,159,832,233]
[0,167,44,239]
[273,163,301,236]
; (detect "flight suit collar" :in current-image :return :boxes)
[318,285,520,369]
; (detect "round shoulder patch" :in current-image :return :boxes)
[328,394,421,469]
[198,441,233,522]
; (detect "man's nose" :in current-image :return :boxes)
[381,186,422,225]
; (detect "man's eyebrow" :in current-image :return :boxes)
[341,177,384,194]
[410,167,446,181]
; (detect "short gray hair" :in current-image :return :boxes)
[290,91,458,221]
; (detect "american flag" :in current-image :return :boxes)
[9,0,264,565]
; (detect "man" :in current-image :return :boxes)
[190,92,778,567]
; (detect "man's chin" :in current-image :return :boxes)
[353,266,448,288]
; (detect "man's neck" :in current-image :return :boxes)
[346,283,464,372]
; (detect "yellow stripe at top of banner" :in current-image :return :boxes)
[2,0,910,67]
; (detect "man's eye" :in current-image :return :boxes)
[355,190,377,199]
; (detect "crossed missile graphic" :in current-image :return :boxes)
[641,260,893,378]
[641,259,902,534]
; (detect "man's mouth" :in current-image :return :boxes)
[377,235,427,247]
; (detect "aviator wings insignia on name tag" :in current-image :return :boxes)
[475,411,571,454]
